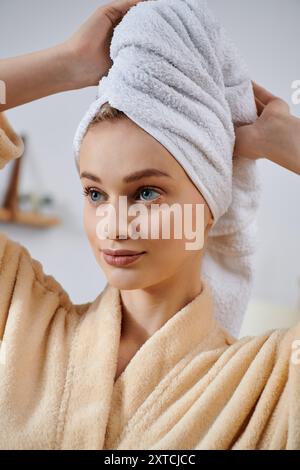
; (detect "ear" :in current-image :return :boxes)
[203,206,214,240]
[205,203,214,226]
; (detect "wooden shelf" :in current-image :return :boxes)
[0,134,61,229]
[0,207,60,228]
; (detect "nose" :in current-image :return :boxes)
[96,196,130,241]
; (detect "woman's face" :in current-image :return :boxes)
[79,116,213,290]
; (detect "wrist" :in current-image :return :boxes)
[58,40,99,90]
[50,42,81,91]
[257,113,300,174]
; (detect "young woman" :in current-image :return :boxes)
[0,0,299,450]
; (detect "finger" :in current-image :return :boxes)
[251,80,278,105]
[255,96,265,116]
[110,0,145,10]
[103,0,144,20]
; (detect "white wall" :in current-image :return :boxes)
[0,0,299,335]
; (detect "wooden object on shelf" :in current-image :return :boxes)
[0,135,60,228]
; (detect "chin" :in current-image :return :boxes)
[104,270,151,291]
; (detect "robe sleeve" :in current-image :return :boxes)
[0,112,76,342]
[282,316,300,448]
[0,112,24,169]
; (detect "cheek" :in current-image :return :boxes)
[83,204,98,245]
[146,204,204,260]
[148,235,192,264]
[149,204,203,242]
[143,238,195,284]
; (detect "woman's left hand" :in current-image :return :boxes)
[233,81,300,175]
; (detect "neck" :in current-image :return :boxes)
[119,262,203,346]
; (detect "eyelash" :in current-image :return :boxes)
[82,185,163,206]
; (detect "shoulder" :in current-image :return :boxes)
[0,112,24,168]
[0,232,91,340]
[0,231,72,309]
[222,319,300,371]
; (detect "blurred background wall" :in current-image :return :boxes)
[0,0,299,337]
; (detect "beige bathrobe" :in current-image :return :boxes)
[0,113,300,450]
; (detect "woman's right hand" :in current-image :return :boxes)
[63,0,145,88]
[0,0,145,111]
[234,81,300,175]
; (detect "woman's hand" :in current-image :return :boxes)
[63,0,144,88]
[233,81,300,175]
[0,0,144,111]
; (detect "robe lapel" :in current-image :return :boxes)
[58,282,122,450]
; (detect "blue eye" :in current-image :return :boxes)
[90,190,101,202]
[83,187,103,204]
[137,187,161,202]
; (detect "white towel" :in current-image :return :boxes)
[73,0,261,338]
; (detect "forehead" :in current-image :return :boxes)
[79,117,181,176]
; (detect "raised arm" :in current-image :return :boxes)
[234,81,300,175]
[0,0,143,111]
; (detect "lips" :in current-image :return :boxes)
[101,249,146,267]
[102,249,145,256]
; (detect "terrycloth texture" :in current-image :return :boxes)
[0,228,300,449]
[0,113,24,168]
[73,0,262,337]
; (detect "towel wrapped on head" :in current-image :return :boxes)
[73,0,261,338]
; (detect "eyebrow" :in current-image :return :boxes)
[80,168,173,184]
